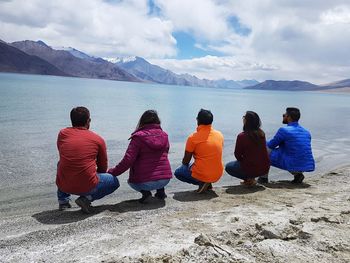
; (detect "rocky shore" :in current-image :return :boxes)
[1,167,349,262]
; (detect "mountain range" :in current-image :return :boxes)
[0,41,68,76]
[246,79,350,91]
[1,39,349,91]
[0,39,257,89]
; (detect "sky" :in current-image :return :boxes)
[1,0,350,84]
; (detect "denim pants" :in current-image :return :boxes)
[128,179,170,192]
[225,161,247,180]
[174,164,202,185]
[57,173,120,204]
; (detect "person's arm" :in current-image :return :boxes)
[182,151,193,165]
[267,128,285,149]
[234,134,244,161]
[182,136,195,165]
[108,137,140,176]
[96,139,108,173]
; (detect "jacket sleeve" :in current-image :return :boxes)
[108,137,140,176]
[96,139,108,173]
[234,134,244,161]
[267,128,285,149]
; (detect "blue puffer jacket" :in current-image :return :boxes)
[267,122,315,172]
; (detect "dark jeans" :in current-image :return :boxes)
[57,173,120,204]
[225,161,247,180]
[174,164,203,185]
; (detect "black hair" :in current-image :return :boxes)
[243,111,265,146]
[70,106,90,127]
[286,107,300,121]
[197,109,213,125]
[136,110,161,130]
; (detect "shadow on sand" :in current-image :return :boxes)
[224,185,266,195]
[32,197,165,225]
[173,190,218,202]
[262,180,311,189]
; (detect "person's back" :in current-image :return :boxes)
[109,123,172,183]
[263,107,315,184]
[225,111,270,186]
[268,123,314,172]
[57,127,106,193]
[174,109,224,193]
[108,110,172,203]
[187,125,224,182]
[56,107,119,213]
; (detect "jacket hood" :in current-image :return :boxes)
[131,124,168,150]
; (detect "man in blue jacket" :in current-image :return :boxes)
[259,107,315,184]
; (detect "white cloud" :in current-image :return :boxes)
[0,0,176,58]
[1,0,350,83]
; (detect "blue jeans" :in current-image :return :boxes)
[174,164,202,185]
[128,179,170,192]
[57,173,120,204]
[225,161,247,180]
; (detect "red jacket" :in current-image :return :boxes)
[108,124,172,183]
[56,127,107,193]
[234,132,270,177]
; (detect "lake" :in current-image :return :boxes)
[1,72,350,209]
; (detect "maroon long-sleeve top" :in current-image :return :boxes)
[234,132,270,177]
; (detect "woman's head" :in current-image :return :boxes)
[243,111,265,145]
[136,110,161,130]
[243,111,261,132]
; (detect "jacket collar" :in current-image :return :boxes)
[196,124,212,132]
[131,124,161,136]
[287,121,299,126]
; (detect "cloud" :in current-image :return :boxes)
[1,0,350,83]
[0,0,176,58]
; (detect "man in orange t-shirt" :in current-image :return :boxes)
[174,109,224,193]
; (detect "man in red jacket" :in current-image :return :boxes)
[56,107,119,213]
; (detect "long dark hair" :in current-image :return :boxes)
[136,110,161,130]
[243,111,265,146]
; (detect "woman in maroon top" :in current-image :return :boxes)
[225,111,270,186]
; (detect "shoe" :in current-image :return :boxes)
[207,183,213,190]
[240,179,257,186]
[257,177,268,184]
[139,190,152,203]
[155,188,167,200]
[196,182,211,193]
[291,173,305,184]
[75,196,92,214]
[58,202,72,211]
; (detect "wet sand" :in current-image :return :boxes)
[1,166,349,262]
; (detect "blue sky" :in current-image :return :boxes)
[1,0,350,83]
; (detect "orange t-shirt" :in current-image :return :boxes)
[185,125,224,183]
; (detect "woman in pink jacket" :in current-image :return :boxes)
[108,110,172,203]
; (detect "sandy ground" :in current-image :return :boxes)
[1,167,350,263]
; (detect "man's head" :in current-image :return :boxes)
[283,107,300,124]
[197,109,213,126]
[70,106,90,128]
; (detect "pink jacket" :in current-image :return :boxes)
[108,124,172,183]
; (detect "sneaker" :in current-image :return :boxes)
[75,196,92,214]
[291,173,305,184]
[155,188,167,200]
[139,190,152,203]
[196,182,211,193]
[257,177,268,184]
[240,179,257,186]
[58,202,72,211]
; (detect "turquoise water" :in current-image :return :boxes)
[1,72,350,193]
